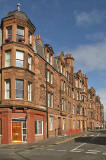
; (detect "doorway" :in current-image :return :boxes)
[12,119,27,142]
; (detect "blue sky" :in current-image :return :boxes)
[0,0,106,118]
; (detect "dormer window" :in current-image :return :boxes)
[46,52,53,65]
[6,26,12,42]
[47,52,49,63]
[50,55,52,65]
[17,26,24,42]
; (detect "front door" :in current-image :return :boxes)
[12,122,22,142]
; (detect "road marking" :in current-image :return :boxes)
[88,150,100,152]
[46,149,55,151]
[71,143,86,152]
[70,150,82,153]
[55,135,81,145]
[103,153,106,155]
[86,152,97,154]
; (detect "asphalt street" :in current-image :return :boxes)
[0,130,106,160]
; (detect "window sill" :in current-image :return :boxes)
[35,134,43,136]
[15,98,24,100]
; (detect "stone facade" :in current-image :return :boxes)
[0,7,104,144]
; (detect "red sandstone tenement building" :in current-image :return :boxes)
[0,5,104,144]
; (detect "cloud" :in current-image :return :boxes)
[97,89,106,120]
[86,33,105,41]
[72,40,106,72]
[74,10,106,26]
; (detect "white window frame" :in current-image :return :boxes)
[47,52,49,63]
[28,82,32,101]
[28,32,32,44]
[16,50,24,68]
[50,55,52,65]
[49,116,53,131]
[62,119,65,130]
[51,94,54,108]
[63,81,66,92]
[48,93,50,107]
[47,70,50,82]
[6,26,12,39]
[5,79,11,99]
[35,120,43,135]
[5,50,11,67]
[28,54,31,70]
[51,72,53,84]
[17,26,24,37]
[15,79,24,99]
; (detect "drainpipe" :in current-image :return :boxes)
[45,61,48,138]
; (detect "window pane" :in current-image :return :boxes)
[5,80,11,99]
[16,51,24,67]
[35,120,43,135]
[51,94,53,108]
[49,117,53,131]
[17,26,24,36]
[16,80,24,99]
[28,82,32,101]
[5,50,11,67]
[16,51,24,60]
[35,121,37,134]
[47,70,50,82]
[51,73,53,84]
[50,55,52,65]
[48,93,50,107]
[28,55,31,70]
[47,52,49,63]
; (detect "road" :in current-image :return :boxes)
[0,130,106,160]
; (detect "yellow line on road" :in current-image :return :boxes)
[55,135,80,145]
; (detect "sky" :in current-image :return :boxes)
[0,0,106,119]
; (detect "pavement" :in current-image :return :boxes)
[0,131,88,150]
